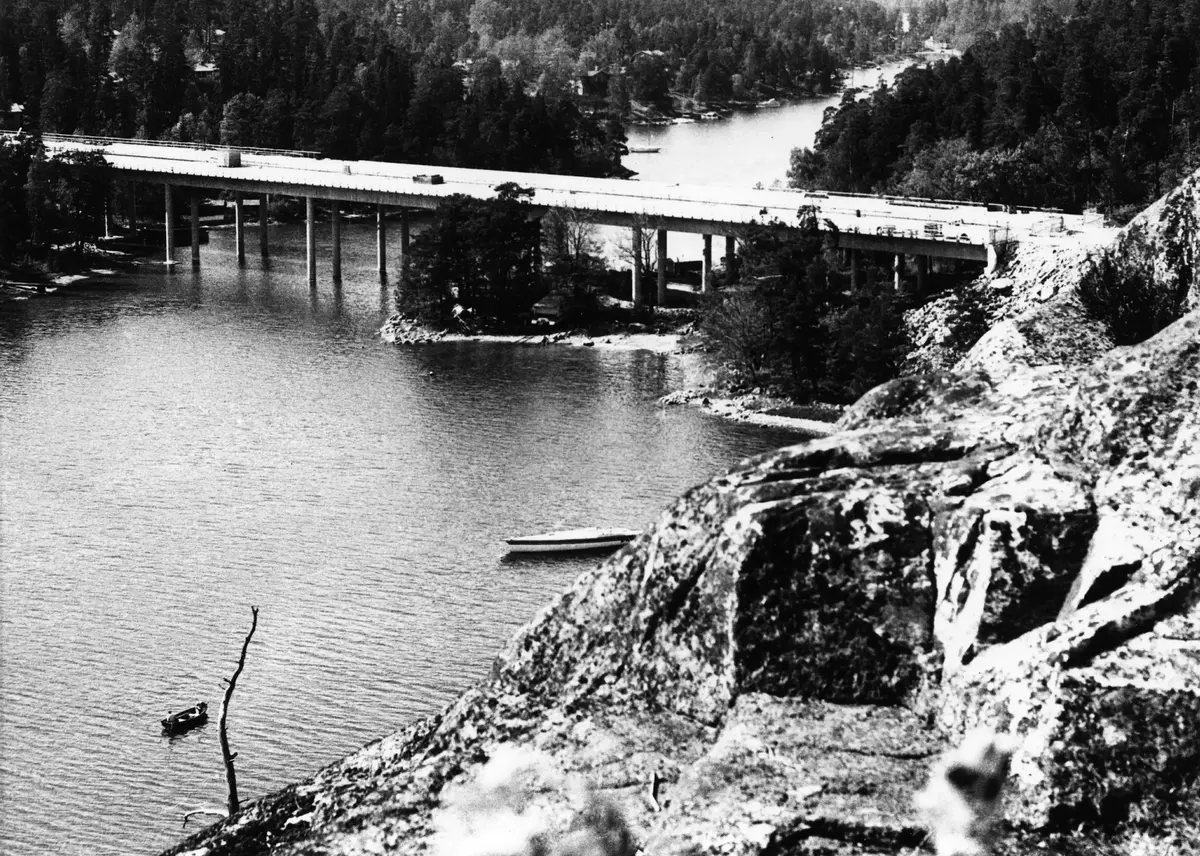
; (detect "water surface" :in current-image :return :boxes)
[0,225,808,855]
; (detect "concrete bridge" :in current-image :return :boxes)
[34,132,1094,302]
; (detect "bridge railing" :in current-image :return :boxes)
[38,132,322,159]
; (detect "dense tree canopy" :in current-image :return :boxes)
[0,0,911,174]
[789,0,1200,217]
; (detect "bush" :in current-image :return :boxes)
[1079,246,1188,346]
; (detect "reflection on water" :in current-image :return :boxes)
[0,223,810,856]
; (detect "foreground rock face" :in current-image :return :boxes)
[166,307,1200,856]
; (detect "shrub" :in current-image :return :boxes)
[1079,244,1188,346]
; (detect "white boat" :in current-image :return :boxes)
[628,145,661,153]
[505,527,639,553]
[699,111,721,120]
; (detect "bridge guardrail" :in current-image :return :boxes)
[38,132,321,159]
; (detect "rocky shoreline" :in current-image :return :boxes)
[380,312,843,436]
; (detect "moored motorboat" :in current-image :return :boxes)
[505,527,639,553]
[162,701,208,735]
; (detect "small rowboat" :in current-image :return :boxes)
[162,701,208,735]
[505,527,638,553]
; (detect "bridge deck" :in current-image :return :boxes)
[33,133,1104,259]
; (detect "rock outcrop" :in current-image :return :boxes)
[167,174,1200,856]
[166,305,1200,856]
[904,167,1200,378]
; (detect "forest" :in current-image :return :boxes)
[0,0,908,170]
[790,0,1200,220]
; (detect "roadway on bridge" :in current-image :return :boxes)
[39,134,1100,256]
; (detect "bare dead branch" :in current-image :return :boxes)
[219,605,258,818]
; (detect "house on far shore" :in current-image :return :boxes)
[577,68,612,98]
[1,103,24,131]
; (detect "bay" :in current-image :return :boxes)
[0,62,919,855]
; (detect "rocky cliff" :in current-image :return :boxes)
[166,188,1200,856]
[903,169,1200,378]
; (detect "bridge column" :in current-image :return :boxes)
[127,181,137,231]
[190,195,201,269]
[701,234,713,293]
[532,218,542,272]
[725,235,738,285]
[893,253,905,291]
[234,194,245,268]
[656,229,668,306]
[398,209,410,279]
[258,194,269,259]
[631,226,645,306]
[850,249,861,290]
[164,184,175,269]
[916,254,929,295]
[376,204,387,281]
[986,242,1000,274]
[306,196,316,287]
[331,202,342,284]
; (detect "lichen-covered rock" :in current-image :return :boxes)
[643,694,938,856]
[1121,169,1200,313]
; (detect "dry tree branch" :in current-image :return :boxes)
[220,605,259,818]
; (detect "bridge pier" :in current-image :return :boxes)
[725,235,738,285]
[234,194,246,268]
[399,209,410,278]
[893,253,905,291]
[986,242,999,274]
[332,202,342,284]
[306,196,316,287]
[533,218,542,272]
[376,204,387,281]
[190,196,201,269]
[656,229,668,306]
[164,184,175,269]
[259,194,269,259]
[916,254,928,294]
[632,226,646,306]
[126,181,136,232]
[850,249,861,289]
[701,234,713,293]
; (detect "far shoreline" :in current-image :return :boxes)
[381,318,840,437]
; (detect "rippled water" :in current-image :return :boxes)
[0,222,810,855]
